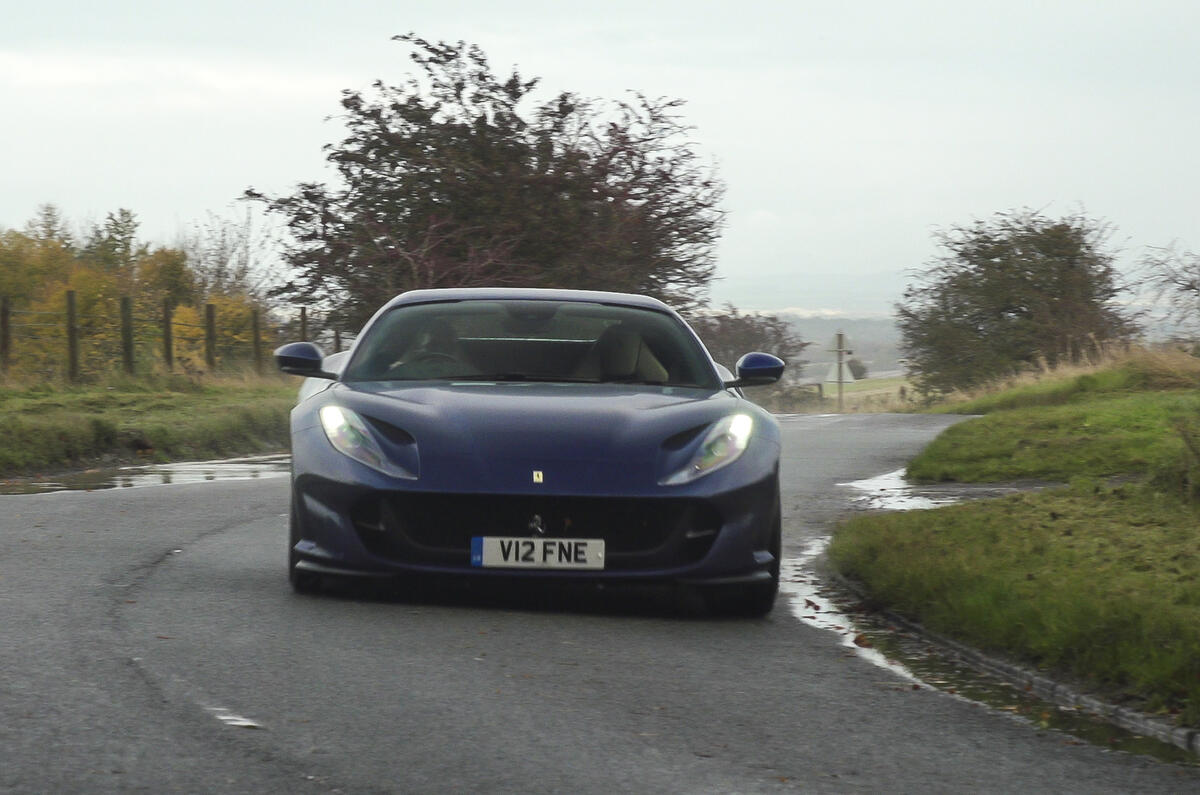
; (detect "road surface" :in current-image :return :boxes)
[2,414,1195,792]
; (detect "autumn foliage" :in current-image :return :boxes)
[1,206,273,380]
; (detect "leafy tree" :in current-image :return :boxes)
[24,203,74,249]
[80,209,145,277]
[0,229,74,307]
[897,210,1137,395]
[249,35,725,328]
[139,247,198,309]
[688,304,808,379]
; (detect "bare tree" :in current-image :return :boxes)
[181,208,282,300]
[1144,244,1200,336]
[689,304,808,378]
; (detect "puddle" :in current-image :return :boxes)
[840,467,1056,511]
[0,454,291,495]
[780,469,1198,767]
[781,539,918,683]
[836,468,958,510]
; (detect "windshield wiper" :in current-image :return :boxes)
[445,374,598,383]
[595,378,672,386]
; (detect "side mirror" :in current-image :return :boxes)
[725,352,785,387]
[275,341,337,379]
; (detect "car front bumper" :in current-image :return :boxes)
[290,470,780,587]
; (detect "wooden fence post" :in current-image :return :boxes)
[251,308,263,375]
[120,296,135,375]
[300,306,308,341]
[162,298,174,372]
[204,303,217,371]
[0,296,10,373]
[66,290,80,382]
[334,328,342,353]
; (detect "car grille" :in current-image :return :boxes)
[351,493,722,571]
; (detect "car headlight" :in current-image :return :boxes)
[661,413,754,485]
[319,405,415,479]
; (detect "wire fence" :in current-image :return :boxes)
[0,293,346,382]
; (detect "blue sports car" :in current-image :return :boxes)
[275,288,786,616]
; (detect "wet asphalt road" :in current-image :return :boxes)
[2,413,1198,793]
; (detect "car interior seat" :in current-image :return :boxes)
[574,325,669,383]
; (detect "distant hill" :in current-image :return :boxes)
[774,314,904,381]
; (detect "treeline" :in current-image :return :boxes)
[0,205,279,379]
[897,210,1200,397]
[4,37,817,389]
[1,203,812,393]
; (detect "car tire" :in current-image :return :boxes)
[289,500,322,595]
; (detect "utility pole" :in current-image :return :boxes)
[829,331,853,412]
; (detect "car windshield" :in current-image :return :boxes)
[341,299,720,389]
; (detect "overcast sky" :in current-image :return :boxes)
[3,1,1197,316]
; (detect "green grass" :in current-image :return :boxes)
[908,391,1199,482]
[0,374,297,475]
[830,481,1200,725]
[831,348,1200,728]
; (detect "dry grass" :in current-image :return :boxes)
[764,346,1200,415]
[1122,346,1200,389]
[923,345,1200,411]
[834,380,914,413]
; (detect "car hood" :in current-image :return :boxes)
[322,381,752,494]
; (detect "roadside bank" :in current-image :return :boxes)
[829,351,1200,739]
[0,376,295,477]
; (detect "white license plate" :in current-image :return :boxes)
[470,537,605,570]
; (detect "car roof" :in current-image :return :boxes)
[380,288,675,313]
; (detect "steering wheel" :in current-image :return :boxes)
[413,352,458,364]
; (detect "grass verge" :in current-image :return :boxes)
[909,350,1200,483]
[830,348,1200,728]
[907,391,1200,482]
[0,373,297,476]
[830,481,1200,725]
